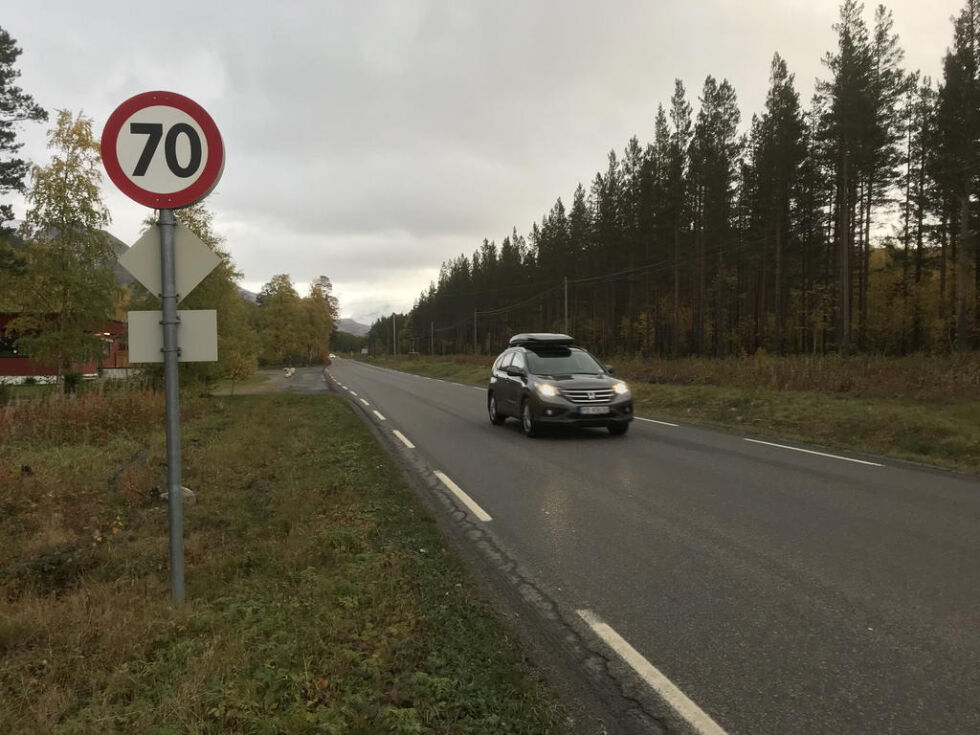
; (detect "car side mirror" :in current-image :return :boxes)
[506,365,526,377]
[604,365,615,375]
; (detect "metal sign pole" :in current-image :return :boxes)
[159,208,185,604]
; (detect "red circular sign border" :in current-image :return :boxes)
[101,91,224,209]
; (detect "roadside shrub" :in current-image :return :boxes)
[63,371,82,394]
[2,543,99,596]
[0,619,43,654]
[0,390,166,445]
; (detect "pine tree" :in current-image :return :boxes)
[858,4,905,346]
[898,73,939,350]
[690,76,742,355]
[937,0,980,351]
[818,0,874,355]
[755,54,806,352]
[667,80,693,355]
[0,26,47,235]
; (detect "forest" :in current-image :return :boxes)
[373,0,980,359]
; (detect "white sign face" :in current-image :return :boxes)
[128,310,218,363]
[114,105,210,195]
[119,223,221,301]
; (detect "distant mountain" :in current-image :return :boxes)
[337,318,369,336]
[239,287,258,303]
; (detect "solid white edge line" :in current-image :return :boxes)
[392,430,415,449]
[434,470,492,522]
[359,398,370,406]
[744,438,883,467]
[636,417,680,427]
[577,610,728,735]
[373,410,386,421]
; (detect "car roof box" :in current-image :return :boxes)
[508,333,574,346]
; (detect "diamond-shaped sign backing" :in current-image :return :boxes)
[119,223,221,303]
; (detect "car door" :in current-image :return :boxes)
[493,351,514,416]
[504,350,527,415]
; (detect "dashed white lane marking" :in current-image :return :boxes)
[359,398,370,406]
[373,410,386,421]
[349,391,358,396]
[744,438,883,467]
[577,609,728,735]
[433,470,492,522]
[636,417,680,427]
[393,430,415,449]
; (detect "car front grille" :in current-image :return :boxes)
[560,388,615,404]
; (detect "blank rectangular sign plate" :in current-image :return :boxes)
[128,310,218,363]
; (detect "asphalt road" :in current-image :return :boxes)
[321,359,980,735]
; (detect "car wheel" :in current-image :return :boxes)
[608,423,629,436]
[521,399,539,437]
[488,393,506,425]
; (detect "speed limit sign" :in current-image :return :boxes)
[101,91,224,209]
[103,90,225,605]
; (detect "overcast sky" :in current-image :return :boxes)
[4,0,964,324]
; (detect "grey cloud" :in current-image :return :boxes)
[5,0,964,318]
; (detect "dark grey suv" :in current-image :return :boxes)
[487,333,633,436]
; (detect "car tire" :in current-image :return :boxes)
[608,423,629,436]
[521,399,539,437]
[488,393,506,425]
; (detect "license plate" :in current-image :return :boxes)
[579,406,610,415]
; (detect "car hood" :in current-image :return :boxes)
[533,373,615,389]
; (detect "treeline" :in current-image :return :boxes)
[0,27,338,381]
[125,219,340,373]
[397,0,980,358]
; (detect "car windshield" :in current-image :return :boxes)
[526,348,603,375]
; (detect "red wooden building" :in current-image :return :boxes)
[0,314,129,384]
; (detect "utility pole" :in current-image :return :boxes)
[430,321,434,355]
[392,314,397,356]
[564,276,569,334]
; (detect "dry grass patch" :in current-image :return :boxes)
[0,392,563,734]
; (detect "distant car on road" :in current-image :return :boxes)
[328,353,336,359]
[487,333,633,436]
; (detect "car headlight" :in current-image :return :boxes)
[537,383,558,397]
[612,381,629,395]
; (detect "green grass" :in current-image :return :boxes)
[632,384,980,472]
[204,371,271,395]
[360,353,980,474]
[0,392,563,734]
[0,382,57,402]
